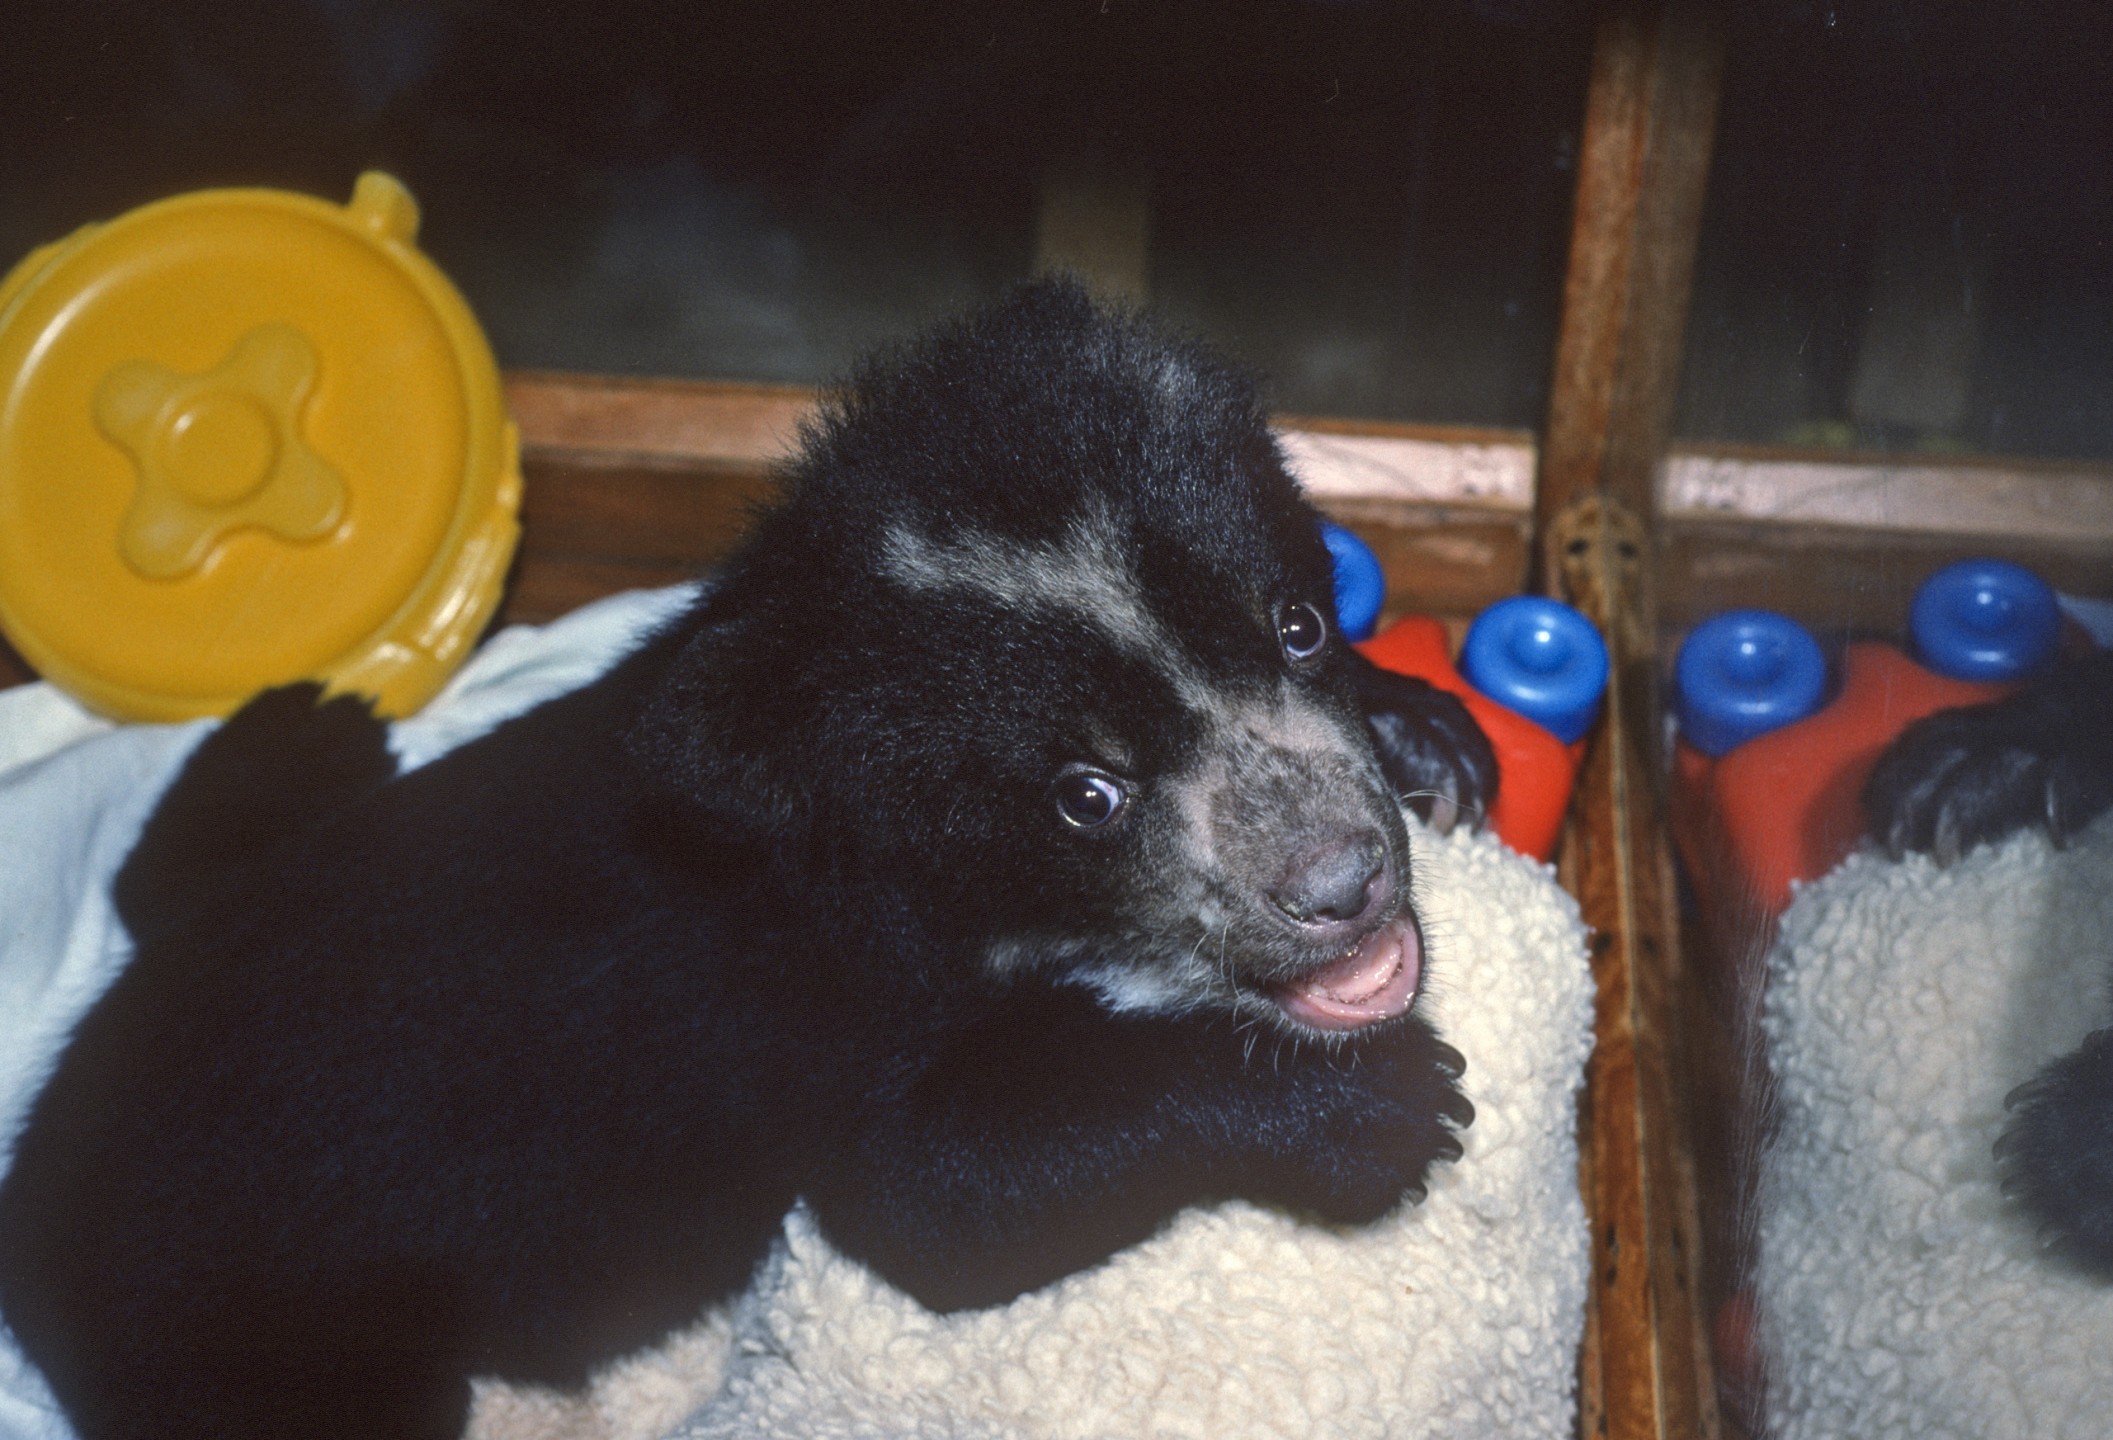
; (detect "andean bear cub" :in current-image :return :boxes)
[0,279,1497,1440]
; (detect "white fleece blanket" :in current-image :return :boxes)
[1756,811,2113,1439]
[0,586,1594,1440]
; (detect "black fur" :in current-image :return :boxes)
[1996,1029,2113,1275]
[1865,648,2113,1273]
[1865,650,2113,867]
[0,281,1491,1439]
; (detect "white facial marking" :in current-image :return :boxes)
[1073,962,1208,1016]
[879,510,1214,707]
[981,933,1230,1017]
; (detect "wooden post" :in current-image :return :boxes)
[1540,0,1725,537]
[1537,2,1726,1437]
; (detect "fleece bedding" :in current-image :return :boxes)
[1756,810,2113,1439]
[0,585,1594,1440]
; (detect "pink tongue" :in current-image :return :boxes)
[1273,919,1422,1031]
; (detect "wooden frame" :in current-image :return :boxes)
[1538,3,1727,1435]
[498,372,1544,634]
[1659,444,2113,630]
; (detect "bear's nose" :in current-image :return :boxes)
[1270,833,1387,926]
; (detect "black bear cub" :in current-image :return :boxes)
[0,280,1494,1440]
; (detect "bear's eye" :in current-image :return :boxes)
[1278,601,1328,663]
[1054,770,1127,830]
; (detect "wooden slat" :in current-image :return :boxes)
[1322,505,1531,623]
[514,456,776,568]
[1552,493,1720,1440]
[1538,0,1725,537]
[1561,599,1711,1440]
[1280,420,1537,509]
[497,469,1528,641]
[1656,443,2113,631]
[1660,519,2113,633]
[493,374,1544,632]
[1535,1,1727,1437]
[507,370,1541,514]
[1661,445,2113,545]
[504,372,813,467]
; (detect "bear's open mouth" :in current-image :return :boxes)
[1268,916,1422,1031]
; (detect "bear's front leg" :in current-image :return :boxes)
[806,983,1471,1312]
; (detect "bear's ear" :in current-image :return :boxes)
[625,614,811,841]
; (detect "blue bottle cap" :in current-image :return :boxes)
[1459,596,1610,744]
[1321,522,1385,642]
[1673,610,1827,758]
[1909,558,2061,682]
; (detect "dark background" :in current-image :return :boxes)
[3,0,2109,457]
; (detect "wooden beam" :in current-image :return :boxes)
[505,372,1541,507]
[1660,445,2113,545]
[1537,2,1727,1437]
[490,374,1545,634]
[1539,0,1725,537]
[1556,497,1721,1440]
[504,373,812,467]
[1659,521,2113,634]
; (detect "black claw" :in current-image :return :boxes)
[1431,1042,1467,1080]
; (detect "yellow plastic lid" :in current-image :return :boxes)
[0,172,521,721]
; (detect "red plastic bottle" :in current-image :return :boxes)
[1671,559,2061,927]
[1674,645,2011,921]
[1358,597,1607,862]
